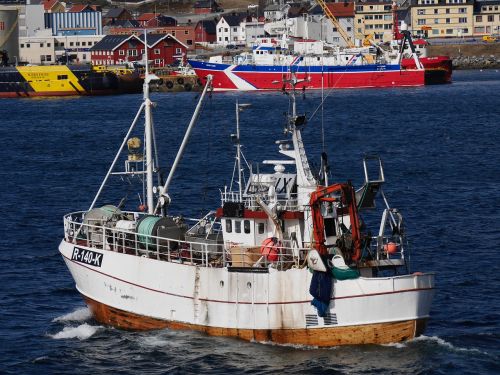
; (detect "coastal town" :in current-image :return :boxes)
[0,0,499,69]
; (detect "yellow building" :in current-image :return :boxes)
[473,0,500,36]
[410,0,474,38]
[355,0,394,43]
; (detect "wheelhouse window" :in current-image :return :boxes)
[258,222,265,234]
[225,219,232,233]
[244,220,250,234]
[235,220,241,233]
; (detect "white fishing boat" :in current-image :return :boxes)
[59,47,435,346]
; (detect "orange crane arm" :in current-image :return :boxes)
[309,183,361,261]
[315,0,355,48]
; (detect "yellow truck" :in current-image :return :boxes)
[482,35,497,42]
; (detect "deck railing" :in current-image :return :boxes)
[63,211,406,270]
[63,211,308,270]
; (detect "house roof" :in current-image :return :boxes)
[197,19,217,33]
[221,13,246,26]
[137,33,188,50]
[110,19,140,28]
[327,2,354,18]
[91,35,131,51]
[42,0,60,11]
[104,7,128,18]
[91,33,188,51]
[68,4,99,12]
[136,12,158,22]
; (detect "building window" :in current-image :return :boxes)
[175,48,182,54]
[184,30,189,35]
[418,19,426,25]
[187,39,193,45]
[70,42,74,46]
[446,28,453,34]
[225,219,232,233]
[76,42,80,46]
[60,42,64,47]
[446,18,451,23]
[476,16,482,22]
[26,43,30,48]
[459,17,467,23]
[40,43,44,47]
[434,18,439,24]
[46,55,51,61]
[224,28,228,32]
[154,48,160,54]
[446,8,450,14]
[154,59,163,65]
[488,15,494,22]
[459,7,466,13]
[434,9,438,14]
[82,42,86,46]
[119,50,125,55]
[128,49,137,56]
[20,44,24,48]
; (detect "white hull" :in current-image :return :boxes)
[59,240,434,334]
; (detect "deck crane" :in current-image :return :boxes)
[314,0,355,48]
[309,182,362,262]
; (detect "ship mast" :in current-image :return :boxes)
[143,32,155,214]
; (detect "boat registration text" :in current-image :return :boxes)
[71,247,103,267]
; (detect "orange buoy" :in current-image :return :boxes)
[384,242,398,254]
[260,237,281,262]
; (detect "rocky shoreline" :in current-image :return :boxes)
[452,55,500,69]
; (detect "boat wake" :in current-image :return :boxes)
[384,335,489,355]
[50,323,101,340]
[50,307,101,340]
[52,307,91,322]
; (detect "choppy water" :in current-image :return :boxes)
[0,70,499,374]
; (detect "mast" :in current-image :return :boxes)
[235,100,243,202]
[143,31,155,214]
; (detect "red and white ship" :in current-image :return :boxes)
[190,6,451,92]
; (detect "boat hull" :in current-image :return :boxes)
[59,240,435,346]
[84,294,428,346]
[402,56,453,84]
[188,60,426,91]
[0,65,142,98]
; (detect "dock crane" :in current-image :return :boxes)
[314,0,355,47]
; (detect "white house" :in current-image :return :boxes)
[216,13,247,46]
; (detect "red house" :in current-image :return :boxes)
[90,34,188,67]
[109,25,196,51]
[195,20,217,44]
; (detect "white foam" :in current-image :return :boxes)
[50,323,100,340]
[411,335,487,355]
[53,307,91,323]
[382,342,407,349]
[140,335,170,347]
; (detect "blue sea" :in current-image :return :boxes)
[0,70,499,374]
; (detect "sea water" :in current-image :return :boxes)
[0,70,499,374]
